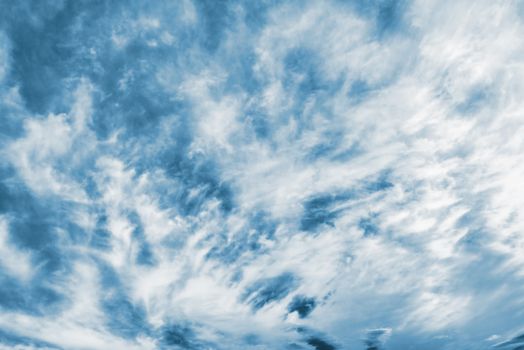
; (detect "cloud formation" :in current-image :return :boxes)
[1,0,524,349]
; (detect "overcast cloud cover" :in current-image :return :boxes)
[1,0,524,349]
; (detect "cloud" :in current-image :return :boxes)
[0,0,524,349]
[5,80,94,202]
[0,216,33,281]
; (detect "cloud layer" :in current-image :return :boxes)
[1,1,524,349]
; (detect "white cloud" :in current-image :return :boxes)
[5,80,94,202]
[0,216,33,281]
[2,0,524,348]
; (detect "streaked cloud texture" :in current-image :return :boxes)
[1,1,524,349]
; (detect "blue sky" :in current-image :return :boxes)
[1,0,524,349]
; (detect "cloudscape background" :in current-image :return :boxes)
[1,0,524,349]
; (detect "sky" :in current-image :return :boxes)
[1,0,524,349]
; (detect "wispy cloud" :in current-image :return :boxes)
[0,0,523,349]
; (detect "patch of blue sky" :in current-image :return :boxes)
[205,210,276,264]
[358,214,379,237]
[241,272,299,311]
[0,270,64,317]
[300,172,393,232]
[96,261,152,340]
[0,186,70,281]
[344,0,410,38]
[287,295,317,319]
[306,337,338,350]
[455,85,494,115]
[162,155,235,215]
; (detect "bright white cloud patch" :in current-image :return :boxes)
[0,1,523,349]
